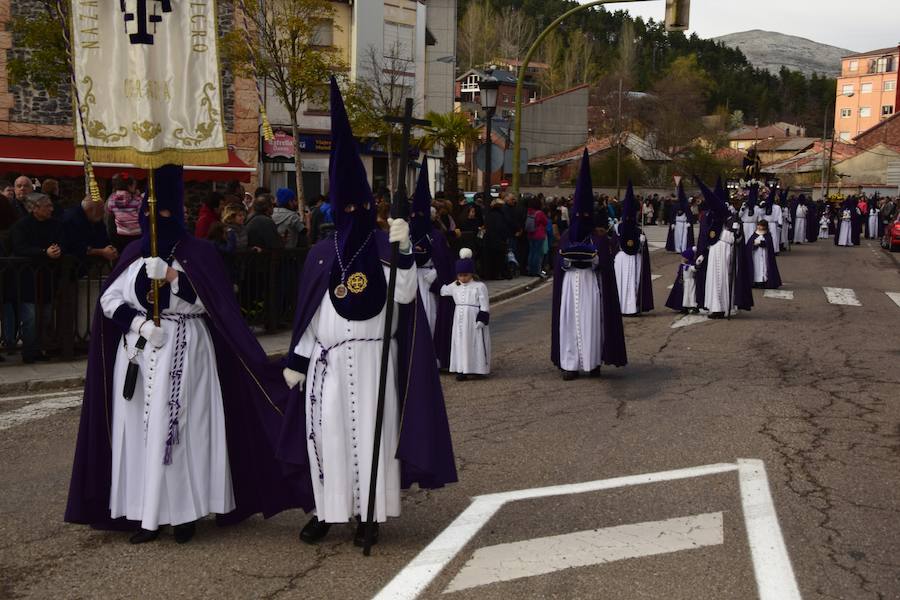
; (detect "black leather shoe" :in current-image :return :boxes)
[561,370,578,381]
[455,374,467,381]
[129,528,160,544]
[174,522,196,544]
[354,521,379,548]
[299,517,331,544]
[589,367,602,378]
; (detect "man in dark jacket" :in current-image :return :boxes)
[484,198,512,279]
[62,197,119,263]
[9,193,63,362]
[246,195,284,250]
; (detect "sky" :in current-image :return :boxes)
[587,0,899,52]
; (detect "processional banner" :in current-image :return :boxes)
[70,0,227,168]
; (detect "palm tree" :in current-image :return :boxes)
[421,111,480,202]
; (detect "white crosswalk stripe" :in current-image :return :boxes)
[0,395,82,432]
[823,287,861,306]
[886,292,900,309]
[764,290,794,300]
[651,274,662,281]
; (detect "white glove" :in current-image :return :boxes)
[423,269,438,285]
[388,218,411,252]
[695,255,705,265]
[754,239,762,246]
[475,321,486,330]
[639,234,647,244]
[283,368,306,390]
[144,256,168,280]
[143,323,167,348]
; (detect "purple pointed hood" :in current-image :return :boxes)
[622,181,638,222]
[410,160,432,243]
[569,149,595,242]
[139,164,188,258]
[328,76,376,254]
[677,180,694,223]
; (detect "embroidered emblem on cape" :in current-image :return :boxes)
[347,272,368,294]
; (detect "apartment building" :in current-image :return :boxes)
[834,45,899,141]
[264,0,457,196]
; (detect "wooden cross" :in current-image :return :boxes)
[383,98,430,217]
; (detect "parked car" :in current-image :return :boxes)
[882,217,900,252]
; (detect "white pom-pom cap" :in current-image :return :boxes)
[459,248,473,259]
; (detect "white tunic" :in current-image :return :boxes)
[868,210,879,238]
[416,261,439,335]
[558,268,604,372]
[740,206,760,241]
[837,210,853,246]
[440,280,491,375]
[793,205,808,244]
[763,206,782,253]
[682,266,697,308]
[704,229,736,315]
[293,263,417,523]
[819,216,830,239]
[673,214,690,253]
[101,259,234,531]
[751,238,768,283]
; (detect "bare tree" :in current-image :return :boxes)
[496,7,535,63]
[343,42,419,195]
[458,2,497,70]
[221,0,344,209]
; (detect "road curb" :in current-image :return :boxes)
[491,277,550,304]
[0,278,549,397]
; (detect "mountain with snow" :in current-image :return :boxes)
[713,30,853,78]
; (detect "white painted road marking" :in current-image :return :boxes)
[886,292,900,309]
[671,314,709,329]
[375,461,798,600]
[444,512,724,593]
[0,395,82,432]
[651,274,662,281]
[666,284,674,290]
[823,287,861,306]
[737,459,802,600]
[764,290,794,300]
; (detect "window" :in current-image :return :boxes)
[886,80,896,91]
[883,105,895,117]
[384,21,415,63]
[842,84,854,95]
[874,56,895,73]
[840,108,852,118]
[849,60,858,72]
[311,19,333,47]
[861,82,873,93]
[839,132,851,141]
[859,106,872,118]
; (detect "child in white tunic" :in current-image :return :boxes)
[440,248,490,380]
[819,214,830,239]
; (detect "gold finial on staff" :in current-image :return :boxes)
[260,106,275,142]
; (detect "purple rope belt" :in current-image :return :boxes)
[308,337,381,481]
[140,311,204,466]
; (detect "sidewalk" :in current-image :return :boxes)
[0,276,542,396]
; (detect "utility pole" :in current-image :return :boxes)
[615,77,623,199]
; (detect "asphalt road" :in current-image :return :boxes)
[1,236,899,599]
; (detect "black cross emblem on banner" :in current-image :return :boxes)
[120,0,172,45]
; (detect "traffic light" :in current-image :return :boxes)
[665,0,690,31]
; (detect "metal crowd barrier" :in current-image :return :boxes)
[0,247,309,360]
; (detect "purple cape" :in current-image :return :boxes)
[425,229,455,370]
[665,264,689,311]
[665,219,695,252]
[865,210,883,239]
[805,202,820,242]
[551,231,627,368]
[279,231,457,491]
[609,230,654,313]
[747,233,782,289]
[65,237,313,530]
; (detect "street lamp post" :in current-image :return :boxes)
[821,91,854,200]
[510,0,690,193]
[480,75,499,203]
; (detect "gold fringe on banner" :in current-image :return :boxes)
[75,146,229,171]
[260,107,275,142]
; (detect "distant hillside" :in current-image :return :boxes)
[713,30,853,77]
